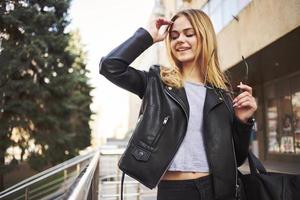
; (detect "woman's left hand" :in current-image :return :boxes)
[232,82,257,123]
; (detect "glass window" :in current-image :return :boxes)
[210,0,223,12]
[291,76,300,154]
[267,99,279,153]
[265,84,279,153]
[210,6,223,33]
[266,74,300,155]
[238,0,251,11]
[292,92,300,154]
[278,90,294,153]
[201,0,251,33]
[223,0,238,26]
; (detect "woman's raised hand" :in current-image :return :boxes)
[233,82,257,123]
[146,16,173,43]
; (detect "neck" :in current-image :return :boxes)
[182,61,204,84]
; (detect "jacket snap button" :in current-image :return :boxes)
[168,87,172,90]
[138,151,144,156]
[219,97,223,101]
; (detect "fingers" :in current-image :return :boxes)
[237,82,252,94]
[233,82,256,108]
[146,17,173,43]
[233,91,251,104]
[155,18,173,29]
[233,95,255,108]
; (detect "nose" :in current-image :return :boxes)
[176,33,186,43]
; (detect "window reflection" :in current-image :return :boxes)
[292,91,300,154]
[266,75,300,155]
[278,82,294,153]
[201,0,252,33]
[267,99,279,153]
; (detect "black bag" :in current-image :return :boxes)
[237,152,300,200]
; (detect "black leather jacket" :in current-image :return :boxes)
[99,28,253,200]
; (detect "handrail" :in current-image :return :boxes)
[1,147,157,200]
[67,150,100,200]
[0,150,96,199]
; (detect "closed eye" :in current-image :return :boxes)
[186,34,195,37]
[170,28,195,40]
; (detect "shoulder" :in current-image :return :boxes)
[149,65,166,78]
[149,64,161,73]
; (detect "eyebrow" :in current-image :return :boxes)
[170,28,194,33]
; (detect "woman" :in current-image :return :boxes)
[100,9,257,200]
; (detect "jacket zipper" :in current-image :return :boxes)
[197,87,215,179]
[218,89,239,199]
[151,116,170,146]
[232,137,239,199]
[157,89,189,183]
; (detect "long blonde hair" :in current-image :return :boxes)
[160,9,230,90]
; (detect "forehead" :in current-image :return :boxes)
[171,15,193,32]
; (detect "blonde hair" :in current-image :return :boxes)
[160,9,230,90]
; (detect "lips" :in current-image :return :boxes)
[176,47,191,52]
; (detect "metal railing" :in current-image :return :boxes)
[99,149,157,200]
[0,147,157,200]
[68,151,99,200]
[0,150,99,200]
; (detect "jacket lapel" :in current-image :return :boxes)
[164,85,190,119]
[203,85,224,117]
[164,84,224,119]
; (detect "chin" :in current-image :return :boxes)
[177,56,195,63]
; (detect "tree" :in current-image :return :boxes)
[0,0,93,190]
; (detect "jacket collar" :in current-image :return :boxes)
[164,85,189,119]
[164,83,224,119]
[203,85,224,116]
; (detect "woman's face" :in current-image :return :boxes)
[170,15,198,65]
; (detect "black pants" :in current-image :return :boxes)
[157,175,214,200]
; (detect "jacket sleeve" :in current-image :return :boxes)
[232,114,254,167]
[99,28,154,99]
[223,91,253,167]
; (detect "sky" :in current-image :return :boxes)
[68,0,155,144]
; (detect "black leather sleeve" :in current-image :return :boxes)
[99,28,154,99]
[232,115,254,167]
[222,91,254,167]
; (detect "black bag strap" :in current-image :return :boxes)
[121,172,125,200]
[247,151,267,174]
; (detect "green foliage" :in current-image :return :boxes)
[0,0,93,188]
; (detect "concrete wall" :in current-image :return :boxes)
[218,0,300,70]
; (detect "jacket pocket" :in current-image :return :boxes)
[131,144,151,162]
[151,115,170,147]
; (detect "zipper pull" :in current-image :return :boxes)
[235,184,240,199]
[163,116,169,125]
[137,114,143,122]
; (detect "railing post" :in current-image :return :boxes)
[64,169,68,193]
[92,161,99,200]
[24,187,29,200]
[116,158,120,200]
[137,183,140,200]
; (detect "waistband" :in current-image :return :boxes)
[158,174,212,187]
